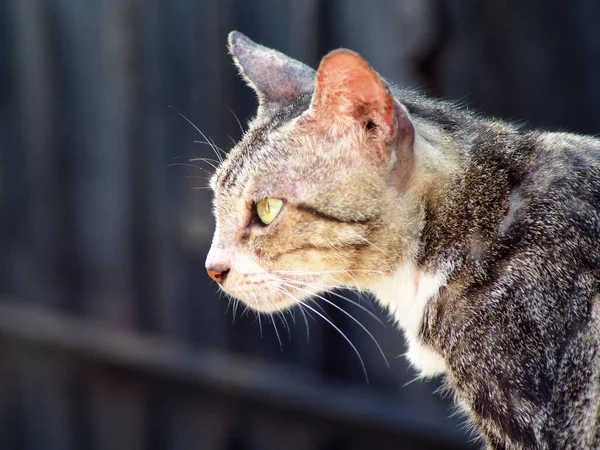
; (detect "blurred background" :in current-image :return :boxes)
[2,0,600,449]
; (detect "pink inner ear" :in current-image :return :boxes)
[311,50,395,132]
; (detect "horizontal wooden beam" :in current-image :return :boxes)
[0,300,468,447]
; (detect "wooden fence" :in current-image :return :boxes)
[2,0,600,449]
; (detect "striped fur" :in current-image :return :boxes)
[207,32,600,449]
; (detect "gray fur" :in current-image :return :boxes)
[228,31,315,115]
[210,32,600,449]
[420,128,600,448]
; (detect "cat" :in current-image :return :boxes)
[205,31,600,449]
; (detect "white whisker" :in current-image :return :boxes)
[192,139,227,157]
[299,306,310,343]
[402,374,423,388]
[278,286,369,383]
[260,293,283,350]
[354,234,386,254]
[191,141,227,161]
[272,269,385,275]
[227,106,245,135]
[167,162,215,174]
[270,313,283,350]
[257,308,264,338]
[223,295,232,315]
[232,297,240,323]
[189,156,220,165]
[276,277,385,327]
[169,105,225,162]
[208,136,226,161]
[280,282,389,369]
[278,309,292,341]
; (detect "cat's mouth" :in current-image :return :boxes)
[239,292,296,312]
[220,275,322,313]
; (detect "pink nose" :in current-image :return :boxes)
[207,266,230,284]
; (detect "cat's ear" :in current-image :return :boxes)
[228,31,315,111]
[307,49,412,145]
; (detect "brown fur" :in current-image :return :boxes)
[207,32,600,448]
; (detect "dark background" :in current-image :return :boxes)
[1,1,600,449]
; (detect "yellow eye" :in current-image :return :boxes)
[256,198,283,225]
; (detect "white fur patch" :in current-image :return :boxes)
[498,187,522,234]
[372,264,447,377]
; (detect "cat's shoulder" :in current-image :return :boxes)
[527,130,600,194]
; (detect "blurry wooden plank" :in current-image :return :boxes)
[8,0,61,307]
[288,0,321,66]
[15,350,71,450]
[128,0,171,335]
[4,355,26,450]
[54,0,136,326]
[130,0,217,340]
[0,345,16,449]
[570,0,600,132]
[328,0,436,85]
[247,412,325,450]
[441,0,600,134]
[131,0,178,335]
[234,0,291,50]
[0,300,470,448]
[157,0,229,345]
[127,0,233,346]
[0,0,14,289]
[231,0,319,65]
[88,376,145,450]
[161,394,229,450]
[92,0,137,325]
[58,2,152,433]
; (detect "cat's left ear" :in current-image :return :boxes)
[305,49,413,148]
[228,31,315,113]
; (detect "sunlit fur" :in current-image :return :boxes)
[207,35,463,376]
[209,37,458,314]
[211,119,421,301]
[207,32,600,449]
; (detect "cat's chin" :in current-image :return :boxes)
[239,294,297,313]
[223,287,308,313]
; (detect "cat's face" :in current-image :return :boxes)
[206,32,420,312]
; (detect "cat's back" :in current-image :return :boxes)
[446,130,600,448]
[496,130,600,305]
[530,131,600,193]
[511,131,600,248]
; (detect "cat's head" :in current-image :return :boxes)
[206,32,422,312]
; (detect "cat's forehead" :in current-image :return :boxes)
[213,132,316,201]
[212,95,317,192]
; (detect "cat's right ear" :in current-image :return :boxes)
[302,49,415,173]
[228,31,315,113]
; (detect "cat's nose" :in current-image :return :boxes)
[207,265,230,284]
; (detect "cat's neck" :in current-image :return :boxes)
[408,117,463,210]
[371,105,510,377]
[372,260,449,377]
[370,116,462,377]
